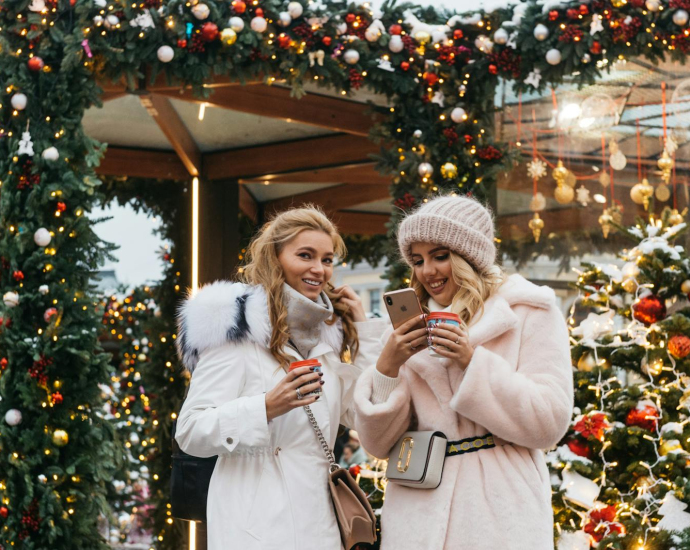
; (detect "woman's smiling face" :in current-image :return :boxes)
[410,242,459,307]
[278,230,335,300]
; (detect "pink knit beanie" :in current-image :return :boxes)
[397,195,496,273]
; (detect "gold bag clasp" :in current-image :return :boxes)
[397,436,414,473]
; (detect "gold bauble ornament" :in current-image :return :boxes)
[528,213,544,243]
[554,184,574,204]
[611,0,626,6]
[577,353,610,372]
[656,183,671,202]
[220,28,238,46]
[52,429,69,447]
[622,278,637,293]
[631,178,654,210]
[414,30,431,44]
[440,162,458,179]
[641,357,663,376]
[660,439,683,456]
[681,279,690,294]
[669,208,685,226]
[553,160,568,185]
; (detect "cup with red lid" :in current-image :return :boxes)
[289,358,322,395]
[426,312,462,357]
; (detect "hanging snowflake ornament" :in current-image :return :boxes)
[527,158,547,180]
[666,135,679,155]
[524,68,542,88]
[576,186,591,206]
[17,131,34,156]
[130,11,155,28]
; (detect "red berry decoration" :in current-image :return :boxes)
[12,271,24,281]
[488,63,498,75]
[566,438,592,459]
[590,40,602,54]
[567,8,579,19]
[50,391,63,405]
[423,72,438,85]
[389,23,402,35]
[349,464,361,476]
[345,13,356,23]
[322,36,332,46]
[549,10,560,21]
[453,29,464,40]
[400,61,410,71]
[200,22,219,42]
[177,38,187,48]
[626,404,659,431]
[277,34,291,48]
[231,0,246,13]
[633,295,666,325]
[28,56,44,72]
[0,506,7,519]
[669,335,690,359]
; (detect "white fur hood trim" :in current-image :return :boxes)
[176,280,343,373]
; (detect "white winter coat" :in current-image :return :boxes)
[174,281,378,550]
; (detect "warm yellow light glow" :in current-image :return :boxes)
[192,177,199,292]
[190,521,196,550]
[198,103,206,121]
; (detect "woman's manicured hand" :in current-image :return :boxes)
[265,366,323,422]
[429,322,474,370]
[376,314,428,378]
[332,284,367,322]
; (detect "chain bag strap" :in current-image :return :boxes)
[303,404,340,472]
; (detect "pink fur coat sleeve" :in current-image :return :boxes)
[449,301,573,449]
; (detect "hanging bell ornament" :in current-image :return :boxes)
[630,178,654,211]
[528,213,544,243]
[656,183,671,202]
[658,150,674,184]
[599,210,613,238]
[553,160,568,186]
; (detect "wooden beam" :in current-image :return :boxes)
[140,93,202,177]
[265,184,390,216]
[96,147,189,180]
[330,211,388,235]
[204,134,378,181]
[241,162,390,186]
[155,85,381,137]
[97,73,263,94]
[239,186,259,224]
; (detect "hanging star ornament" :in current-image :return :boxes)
[576,186,591,206]
[524,68,542,88]
[17,131,34,156]
[527,159,547,180]
[590,14,604,35]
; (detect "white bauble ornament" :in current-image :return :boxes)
[582,53,591,63]
[94,0,107,6]
[413,129,422,138]
[11,93,27,111]
[105,14,119,28]
[610,149,627,170]
[3,292,18,308]
[418,162,433,178]
[38,474,47,483]
[34,228,51,247]
[365,25,382,42]
[546,48,562,65]
[674,9,689,26]
[41,147,59,161]
[277,12,292,27]
[287,1,303,18]
[389,35,404,53]
[4,409,22,426]
[646,0,661,10]
[493,28,509,45]
[451,107,467,123]
[229,16,244,32]
[343,49,360,65]
[250,16,267,33]
[38,285,49,295]
[191,3,210,20]
[534,23,549,41]
[93,15,104,25]
[129,432,140,444]
[157,45,174,63]
[336,22,347,35]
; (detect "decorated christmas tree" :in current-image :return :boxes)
[550,208,690,550]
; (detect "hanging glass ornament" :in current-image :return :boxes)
[599,210,613,239]
[528,213,544,243]
[656,183,671,202]
[658,149,674,184]
[609,140,627,170]
[529,192,546,212]
[555,184,574,204]
[630,178,654,210]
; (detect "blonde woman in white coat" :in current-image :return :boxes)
[175,207,381,550]
[353,195,574,550]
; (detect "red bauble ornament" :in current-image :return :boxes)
[549,10,560,21]
[345,13,356,23]
[389,24,402,35]
[579,4,589,14]
[590,40,602,54]
[400,61,410,70]
[254,7,263,17]
[177,38,187,48]
[488,64,498,75]
[0,358,7,370]
[0,506,7,519]
[567,8,579,19]
[56,202,66,212]
[200,22,219,42]
[12,271,24,281]
[626,405,659,431]
[277,34,291,48]
[669,334,690,359]
[629,0,645,6]
[633,295,666,325]
[566,438,592,459]
[322,36,332,46]
[232,0,246,13]
[423,72,438,85]
[28,57,44,72]
[453,29,464,40]
[349,464,361,476]
[50,392,63,405]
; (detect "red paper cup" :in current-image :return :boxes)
[289,359,322,395]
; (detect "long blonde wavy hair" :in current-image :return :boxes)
[240,206,359,369]
[410,252,505,326]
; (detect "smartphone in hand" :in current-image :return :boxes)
[383,288,425,330]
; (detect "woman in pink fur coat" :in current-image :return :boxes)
[354,195,574,550]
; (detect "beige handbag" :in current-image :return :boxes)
[304,404,377,550]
